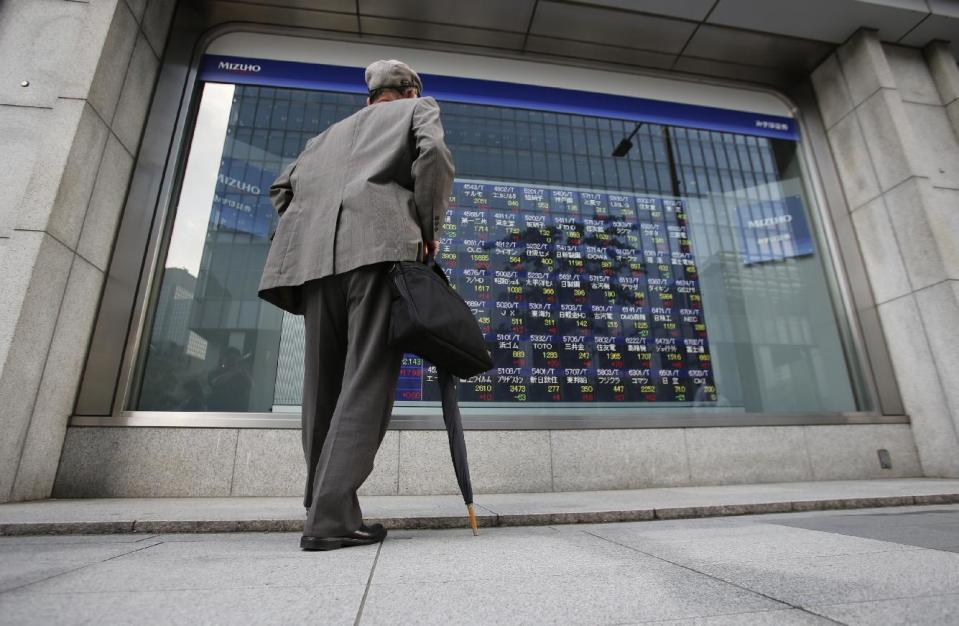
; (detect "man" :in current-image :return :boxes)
[257,60,454,551]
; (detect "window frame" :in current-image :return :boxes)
[71,25,903,430]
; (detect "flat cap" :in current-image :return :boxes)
[365,59,423,94]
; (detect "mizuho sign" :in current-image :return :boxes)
[218,61,262,73]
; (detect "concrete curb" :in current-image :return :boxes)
[3,493,958,536]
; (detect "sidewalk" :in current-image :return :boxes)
[2,502,959,624]
[2,478,959,536]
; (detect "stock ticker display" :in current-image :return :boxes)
[395,180,719,406]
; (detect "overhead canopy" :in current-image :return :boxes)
[191,0,959,87]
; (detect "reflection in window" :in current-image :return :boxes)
[135,85,367,411]
[133,81,862,415]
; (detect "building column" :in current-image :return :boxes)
[811,30,959,477]
[0,0,176,503]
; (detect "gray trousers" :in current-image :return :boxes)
[301,263,402,537]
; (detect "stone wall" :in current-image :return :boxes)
[0,0,176,503]
[53,424,921,497]
[811,30,959,477]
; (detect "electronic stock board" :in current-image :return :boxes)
[395,180,718,406]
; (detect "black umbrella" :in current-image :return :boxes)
[437,368,479,535]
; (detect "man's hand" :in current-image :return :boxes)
[424,239,439,259]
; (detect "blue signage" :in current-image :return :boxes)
[733,195,814,265]
[199,55,798,141]
[210,157,277,239]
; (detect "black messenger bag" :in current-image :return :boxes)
[387,255,493,379]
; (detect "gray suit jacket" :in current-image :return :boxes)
[257,96,455,314]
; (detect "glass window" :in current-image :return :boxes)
[131,77,864,417]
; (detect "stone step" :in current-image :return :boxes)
[2,478,959,536]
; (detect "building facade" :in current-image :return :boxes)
[2,0,959,502]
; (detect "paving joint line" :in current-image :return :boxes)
[0,540,163,596]
[25,581,368,596]
[354,541,383,626]
[98,541,163,563]
[604,607,830,626]
[812,589,959,608]
[580,529,848,625]
[0,562,100,597]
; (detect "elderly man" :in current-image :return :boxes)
[258,60,455,551]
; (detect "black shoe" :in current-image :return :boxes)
[300,523,387,551]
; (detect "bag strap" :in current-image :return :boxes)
[424,248,452,286]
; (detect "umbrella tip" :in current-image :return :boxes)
[467,503,479,536]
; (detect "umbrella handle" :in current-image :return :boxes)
[467,503,479,536]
